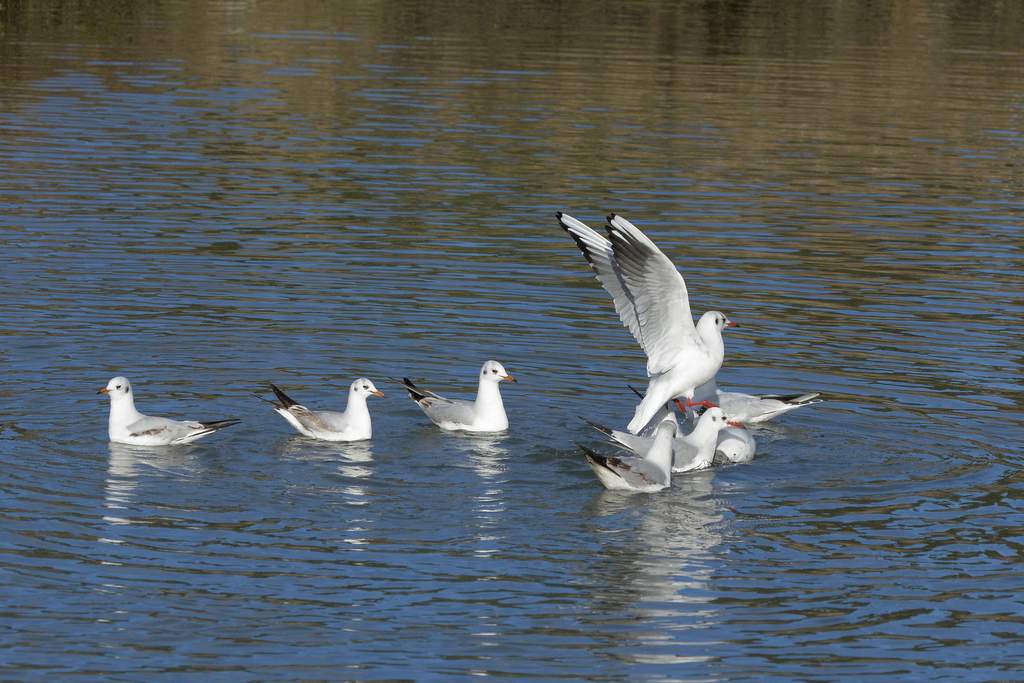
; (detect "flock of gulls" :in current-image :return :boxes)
[98,213,820,493]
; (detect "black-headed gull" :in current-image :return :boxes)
[628,384,756,464]
[714,425,757,464]
[400,360,516,432]
[693,377,822,425]
[263,379,384,442]
[558,212,735,434]
[588,406,742,474]
[98,376,240,446]
[580,418,677,492]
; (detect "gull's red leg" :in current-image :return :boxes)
[685,399,717,410]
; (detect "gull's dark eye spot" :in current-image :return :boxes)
[492,369,498,374]
[362,385,368,390]
[116,384,122,390]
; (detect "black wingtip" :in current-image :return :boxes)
[607,212,617,222]
[555,210,564,219]
[269,383,298,408]
[578,445,624,478]
[580,417,613,436]
[252,392,274,405]
[761,391,823,404]
[400,377,428,402]
[200,418,241,430]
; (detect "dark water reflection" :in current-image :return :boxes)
[2,0,1023,679]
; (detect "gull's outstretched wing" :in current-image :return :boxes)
[605,214,698,375]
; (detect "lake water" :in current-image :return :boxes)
[2,1,1023,679]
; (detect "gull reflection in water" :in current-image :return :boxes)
[278,435,375,496]
[103,443,202,528]
[586,468,726,665]
[277,436,376,549]
[449,432,510,557]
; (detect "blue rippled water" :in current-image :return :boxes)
[1,1,1023,680]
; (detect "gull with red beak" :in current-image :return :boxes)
[627,384,757,465]
[260,378,384,442]
[98,376,240,446]
[400,360,516,433]
[586,406,744,474]
[559,212,737,434]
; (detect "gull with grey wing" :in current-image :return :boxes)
[558,212,736,434]
[98,376,239,446]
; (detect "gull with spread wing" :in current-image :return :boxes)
[98,376,240,446]
[559,212,736,434]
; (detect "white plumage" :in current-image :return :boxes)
[558,212,735,434]
[265,379,383,442]
[98,376,239,446]
[401,360,516,433]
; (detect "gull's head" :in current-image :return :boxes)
[696,406,743,430]
[351,378,384,398]
[481,360,516,383]
[699,310,737,333]
[98,376,132,401]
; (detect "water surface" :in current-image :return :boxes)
[2,1,1023,680]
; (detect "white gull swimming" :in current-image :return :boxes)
[263,379,384,442]
[400,360,515,433]
[587,406,742,474]
[580,417,678,492]
[692,377,822,425]
[98,376,239,446]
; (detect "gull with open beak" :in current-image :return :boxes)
[260,378,384,442]
[400,360,516,433]
[98,376,240,446]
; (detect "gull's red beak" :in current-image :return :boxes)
[97,387,109,395]
[371,389,385,398]
[502,374,517,383]
[725,320,738,328]
[727,420,744,428]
